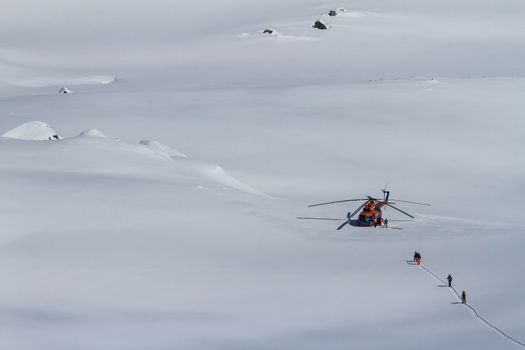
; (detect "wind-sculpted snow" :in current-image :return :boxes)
[139,139,188,159]
[0,76,524,350]
[2,121,61,140]
[7,75,117,88]
[0,127,264,196]
[176,159,266,196]
[139,139,264,195]
[79,129,108,138]
[239,31,317,42]
[0,1,525,349]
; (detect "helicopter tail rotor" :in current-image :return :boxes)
[382,183,390,201]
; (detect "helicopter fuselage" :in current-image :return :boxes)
[354,200,384,226]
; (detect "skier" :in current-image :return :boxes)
[413,251,418,262]
[415,252,422,265]
[461,290,467,304]
[384,218,389,228]
[447,274,453,287]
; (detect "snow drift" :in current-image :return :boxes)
[139,139,187,158]
[0,1,524,350]
[2,121,61,141]
[79,129,108,138]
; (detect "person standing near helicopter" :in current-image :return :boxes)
[374,217,384,227]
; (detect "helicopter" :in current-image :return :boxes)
[298,188,430,230]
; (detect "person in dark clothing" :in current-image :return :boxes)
[461,290,467,304]
[413,251,418,262]
[416,253,421,265]
[447,274,453,287]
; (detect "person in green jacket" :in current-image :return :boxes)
[461,290,467,304]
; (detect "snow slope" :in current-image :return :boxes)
[0,1,524,349]
[2,121,60,140]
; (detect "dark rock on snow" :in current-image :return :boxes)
[312,20,328,30]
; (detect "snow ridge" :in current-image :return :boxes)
[1,122,264,196]
[139,139,188,158]
[79,129,108,138]
[2,121,61,140]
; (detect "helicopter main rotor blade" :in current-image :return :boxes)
[384,203,415,218]
[308,199,368,207]
[388,199,430,206]
[297,217,344,221]
[349,201,369,218]
[337,220,351,230]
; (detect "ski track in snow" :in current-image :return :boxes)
[412,262,525,348]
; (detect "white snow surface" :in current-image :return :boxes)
[2,121,60,140]
[1,1,525,349]
[79,128,108,138]
[139,139,187,158]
